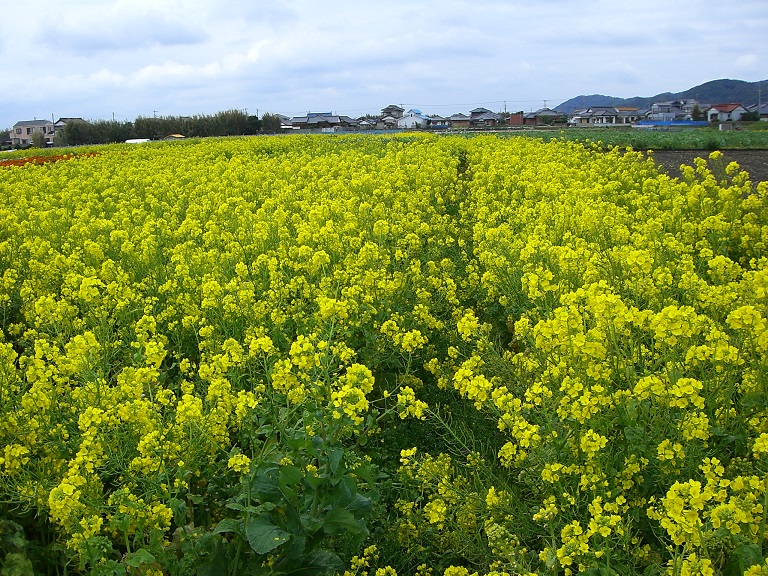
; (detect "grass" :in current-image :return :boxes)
[512,125,768,150]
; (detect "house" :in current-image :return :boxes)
[428,115,449,130]
[447,113,470,129]
[381,105,405,119]
[289,112,358,131]
[648,100,702,122]
[357,118,377,130]
[569,106,616,125]
[508,112,524,126]
[10,119,55,146]
[469,107,501,128]
[568,106,640,126]
[376,115,400,129]
[616,107,643,124]
[568,109,590,125]
[747,103,768,121]
[54,117,86,131]
[708,103,749,122]
[278,115,293,130]
[523,108,563,125]
[397,109,430,129]
[648,101,679,121]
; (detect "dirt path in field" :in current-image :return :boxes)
[649,150,768,183]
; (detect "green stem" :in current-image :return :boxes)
[696,522,710,561]
[758,473,768,553]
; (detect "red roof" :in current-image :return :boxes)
[711,103,742,112]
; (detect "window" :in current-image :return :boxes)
[27,128,32,134]
[15,128,21,134]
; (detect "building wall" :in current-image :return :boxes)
[11,121,54,146]
[398,115,427,129]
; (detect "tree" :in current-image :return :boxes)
[244,115,262,135]
[30,129,47,148]
[91,119,135,143]
[59,120,95,146]
[261,113,283,133]
[691,104,703,121]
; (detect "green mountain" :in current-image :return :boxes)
[556,78,768,113]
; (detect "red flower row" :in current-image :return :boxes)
[0,152,99,168]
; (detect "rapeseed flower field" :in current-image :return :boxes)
[1,134,767,576]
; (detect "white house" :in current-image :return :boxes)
[397,109,431,129]
[707,103,749,122]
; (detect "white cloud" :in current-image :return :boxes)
[736,54,758,70]
[1,0,767,128]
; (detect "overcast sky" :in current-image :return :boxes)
[2,0,767,129]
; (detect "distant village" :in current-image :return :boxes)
[6,99,768,147]
[288,100,767,132]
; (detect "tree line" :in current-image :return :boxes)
[10,109,285,148]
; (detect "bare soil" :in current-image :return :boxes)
[649,149,768,184]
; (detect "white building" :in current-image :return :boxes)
[397,109,431,129]
[707,103,749,122]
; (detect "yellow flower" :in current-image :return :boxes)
[227,454,251,474]
[753,433,768,456]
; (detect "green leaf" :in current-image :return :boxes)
[284,534,306,561]
[345,492,373,516]
[302,549,344,574]
[307,435,323,458]
[187,493,205,505]
[0,553,34,576]
[322,508,367,536]
[724,543,763,576]
[195,538,229,576]
[330,475,360,508]
[252,467,283,503]
[304,474,324,490]
[581,566,619,576]
[169,497,187,526]
[124,548,156,567]
[213,518,243,536]
[352,462,377,489]
[245,516,291,555]
[279,465,303,487]
[278,465,303,502]
[623,427,646,445]
[326,445,344,475]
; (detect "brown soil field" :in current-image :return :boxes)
[650,149,768,184]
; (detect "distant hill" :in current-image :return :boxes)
[556,78,768,113]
